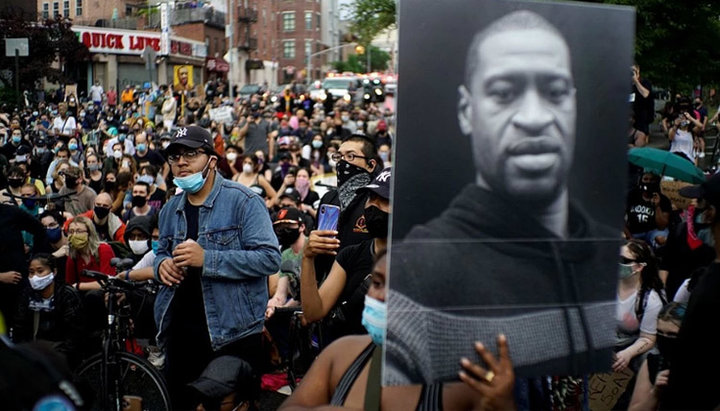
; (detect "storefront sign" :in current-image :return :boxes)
[207,57,230,72]
[72,27,206,59]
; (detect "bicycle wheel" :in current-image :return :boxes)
[76,352,172,411]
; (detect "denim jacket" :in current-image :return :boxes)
[153,173,281,350]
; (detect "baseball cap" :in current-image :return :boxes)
[165,125,216,155]
[358,167,392,200]
[679,173,720,207]
[188,356,252,400]
[273,206,303,225]
[279,187,301,203]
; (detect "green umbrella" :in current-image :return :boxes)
[628,147,705,184]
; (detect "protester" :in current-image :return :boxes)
[63,215,115,290]
[11,253,86,368]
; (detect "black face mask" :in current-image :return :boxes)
[104,180,117,192]
[94,205,110,219]
[337,160,369,187]
[22,198,37,208]
[8,177,23,188]
[131,195,147,208]
[364,206,389,239]
[65,177,79,189]
[276,227,301,248]
[640,182,659,195]
[656,335,678,367]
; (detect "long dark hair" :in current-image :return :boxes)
[625,239,667,315]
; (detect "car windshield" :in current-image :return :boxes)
[322,79,356,89]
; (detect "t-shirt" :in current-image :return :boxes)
[89,85,103,102]
[107,90,117,106]
[625,188,672,234]
[664,263,720,409]
[134,149,166,170]
[632,78,653,133]
[94,221,110,242]
[616,289,663,335]
[327,239,374,341]
[168,203,209,341]
[60,186,97,217]
[670,128,694,161]
[51,116,77,137]
[148,187,167,211]
[243,119,271,155]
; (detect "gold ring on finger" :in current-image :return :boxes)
[484,371,495,383]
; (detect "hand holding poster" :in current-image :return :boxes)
[385,0,634,385]
[209,106,234,125]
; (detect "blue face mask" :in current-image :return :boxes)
[311,140,323,149]
[137,175,154,185]
[173,157,213,194]
[151,240,159,254]
[12,136,21,144]
[118,135,126,143]
[361,295,386,346]
[46,226,63,243]
[136,143,147,152]
[68,143,78,151]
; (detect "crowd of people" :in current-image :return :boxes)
[0,63,718,410]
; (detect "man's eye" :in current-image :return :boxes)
[487,84,517,103]
[544,80,571,102]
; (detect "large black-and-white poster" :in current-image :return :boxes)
[386,0,635,384]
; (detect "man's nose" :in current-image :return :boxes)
[511,90,554,134]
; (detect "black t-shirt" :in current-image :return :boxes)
[632,78,654,132]
[134,149,165,169]
[625,188,671,234]
[169,203,209,341]
[663,263,720,409]
[88,177,104,195]
[327,239,374,341]
[94,220,111,242]
[148,187,167,211]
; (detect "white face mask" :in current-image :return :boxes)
[227,152,238,162]
[113,150,123,159]
[128,240,149,255]
[30,273,55,291]
[242,163,254,174]
[162,141,170,149]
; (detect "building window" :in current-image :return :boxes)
[282,12,295,32]
[262,8,266,25]
[316,13,321,30]
[305,11,312,30]
[214,38,218,55]
[75,0,82,16]
[42,3,49,19]
[305,40,312,62]
[63,0,69,17]
[283,40,295,59]
[53,2,59,18]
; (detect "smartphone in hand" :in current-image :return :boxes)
[317,204,340,232]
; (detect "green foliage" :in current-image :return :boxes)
[600,0,720,94]
[0,10,89,90]
[330,46,390,73]
[345,0,396,47]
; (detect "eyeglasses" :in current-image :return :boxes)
[620,256,637,264]
[67,229,88,235]
[167,150,206,164]
[330,152,368,162]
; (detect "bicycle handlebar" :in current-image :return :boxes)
[82,269,154,292]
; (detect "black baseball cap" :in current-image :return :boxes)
[273,206,303,225]
[279,187,301,203]
[188,355,252,400]
[358,167,391,200]
[680,173,720,207]
[165,125,216,155]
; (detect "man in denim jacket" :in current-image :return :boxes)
[153,125,281,407]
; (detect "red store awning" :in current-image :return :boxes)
[206,57,229,72]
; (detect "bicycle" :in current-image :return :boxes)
[74,258,171,410]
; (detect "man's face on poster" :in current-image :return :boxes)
[458,28,576,204]
[178,67,189,85]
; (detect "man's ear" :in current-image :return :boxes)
[367,158,376,172]
[457,85,473,135]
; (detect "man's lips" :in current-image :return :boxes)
[507,136,563,156]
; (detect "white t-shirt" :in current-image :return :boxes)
[132,250,156,270]
[616,289,663,335]
[52,116,77,136]
[90,85,104,102]
[670,128,694,161]
[673,278,691,303]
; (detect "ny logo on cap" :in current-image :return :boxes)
[175,127,188,139]
[376,170,391,183]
